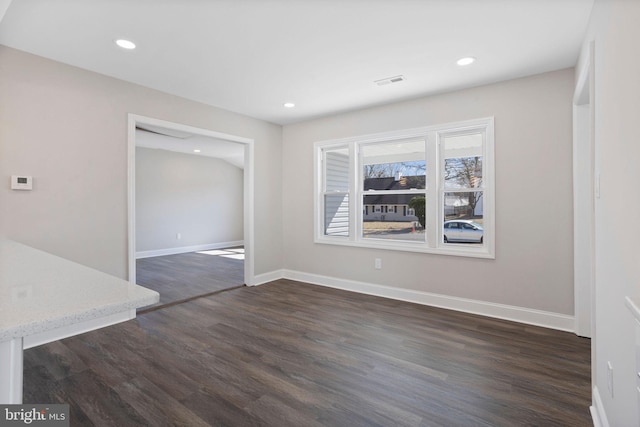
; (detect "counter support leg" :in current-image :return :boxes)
[0,338,23,404]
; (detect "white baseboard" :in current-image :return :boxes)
[136,241,244,259]
[590,386,609,427]
[250,269,285,287]
[280,269,575,332]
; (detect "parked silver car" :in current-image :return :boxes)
[443,220,483,243]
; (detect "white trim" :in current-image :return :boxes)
[127,114,255,285]
[243,139,256,286]
[314,117,494,259]
[572,41,594,339]
[590,385,610,427]
[313,117,494,147]
[251,270,285,286]
[281,269,575,332]
[314,237,493,258]
[0,338,23,404]
[234,268,575,331]
[574,48,591,106]
[136,241,244,259]
[127,116,137,283]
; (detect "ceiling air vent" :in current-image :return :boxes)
[374,75,406,86]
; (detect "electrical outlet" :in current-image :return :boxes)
[176,233,181,240]
[607,361,614,397]
[375,258,382,269]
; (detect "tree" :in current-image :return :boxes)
[363,163,404,178]
[363,161,426,179]
[408,196,425,228]
[444,156,483,217]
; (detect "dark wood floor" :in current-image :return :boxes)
[23,280,592,426]
[136,249,244,308]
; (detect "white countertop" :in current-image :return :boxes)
[0,240,159,342]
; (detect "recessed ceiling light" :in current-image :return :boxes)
[115,39,136,50]
[284,102,295,108]
[193,149,201,153]
[456,57,476,66]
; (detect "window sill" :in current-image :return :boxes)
[314,237,495,259]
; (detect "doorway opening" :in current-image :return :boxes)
[127,114,255,308]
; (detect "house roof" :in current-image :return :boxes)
[364,176,425,191]
[364,176,425,205]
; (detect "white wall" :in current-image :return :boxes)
[135,146,243,253]
[578,0,640,425]
[0,46,282,279]
[282,69,575,317]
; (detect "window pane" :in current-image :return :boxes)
[325,194,349,236]
[324,147,349,192]
[363,194,424,242]
[443,133,483,190]
[443,191,483,244]
[362,140,425,190]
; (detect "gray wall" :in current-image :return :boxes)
[282,68,575,315]
[135,146,243,253]
[0,44,576,317]
[0,45,283,278]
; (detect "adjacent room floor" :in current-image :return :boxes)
[136,247,245,309]
[23,279,592,426]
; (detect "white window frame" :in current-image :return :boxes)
[314,117,494,259]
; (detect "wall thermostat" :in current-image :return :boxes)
[11,175,33,190]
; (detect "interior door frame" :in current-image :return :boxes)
[127,113,255,286]
[572,42,595,339]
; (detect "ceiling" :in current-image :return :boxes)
[136,125,245,169]
[0,0,593,125]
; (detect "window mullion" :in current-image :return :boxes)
[315,146,323,240]
[425,133,438,248]
[351,142,360,242]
